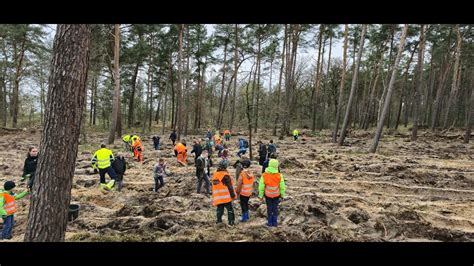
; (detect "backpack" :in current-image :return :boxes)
[243,139,249,148]
[112,156,126,174]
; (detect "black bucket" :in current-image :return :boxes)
[68,204,80,222]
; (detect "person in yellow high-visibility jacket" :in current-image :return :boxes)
[293,129,299,141]
[91,143,118,191]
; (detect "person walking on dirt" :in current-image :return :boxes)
[293,129,299,141]
[259,159,286,227]
[169,130,177,146]
[212,160,236,226]
[206,128,212,140]
[195,150,211,196]
[232,155,249,182]
[203,137,213,155]
[267,140,277,157]
[215,143,224,157]
[214,131,222,146]
[224,129,231,141]
[235,160,253,222]
[0,181,29,240]
[91,143,118,191]
[258,141,268,166]
[236,138,248,157]
[112,153,127,191]
[153,158,168,192]
[152,136,161,150]
[132,136,144,162]
[174,141,187,166]
[21,146,38,190]
[191,139,203,164]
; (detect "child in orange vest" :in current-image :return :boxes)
[211,160,236,226]
[235,160,253,222]
[1,181,29,240]
[258,159,286,227]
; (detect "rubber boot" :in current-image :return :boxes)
[272,215,278,227]
[266,216,272,227]
[228,209,235,226]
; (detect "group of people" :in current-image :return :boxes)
[1,146,39,239]
[0,127,300,240]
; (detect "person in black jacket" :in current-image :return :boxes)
[257,141,268,166]
[169,130,177,146]
[111,153,127,191]
[152,136,161,150]
[191,139,203,164]
[22,146,39,190]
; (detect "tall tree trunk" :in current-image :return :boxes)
[108,24,120,144]
[176,24,184,140]
[443,25,462,130]
[217,40,229,130]
[274,25,287,136]
[369,25,408,153]
[431,28,454,131]
[424,42,436,126]
[184,25,190,136]
[128,61,140,128]
[333,24,349,142]
[395,43,418,130]
[411,25,426,141]
[338,25,367,146]
[24,24,91,242]
[312,24,324,132]
[12,31,27,128]
[246,62,256,160]
[254,31,262,133]
[230,24,239,132]
[464,71,474,143]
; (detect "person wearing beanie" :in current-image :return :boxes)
[235,160,254,222]
[1,181,29,240]
[258,159,286,227]
[211,160,236,226]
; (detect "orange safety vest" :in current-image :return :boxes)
[1,192,17,215]
[175,143,186,154]
[132,139,143,151]
[262,172,282,198]
[239,170,254,197]
[212,171,235,206]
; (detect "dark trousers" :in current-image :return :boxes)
[293,135,298,141]
[27,173,36,190]
[259,157,266,166]
[225,136,230,141]
[237,149,246,157]
[99,167,117,184]
[171,139,176,146]
[196,169,210,194]
[153,143,160,150]
[265,196,280,220]
[154,175,164,191]
[1,215,14,240]
[240,195,250,213]
[216,202,235,224]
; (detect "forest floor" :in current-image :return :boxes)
[0,127,473,242]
